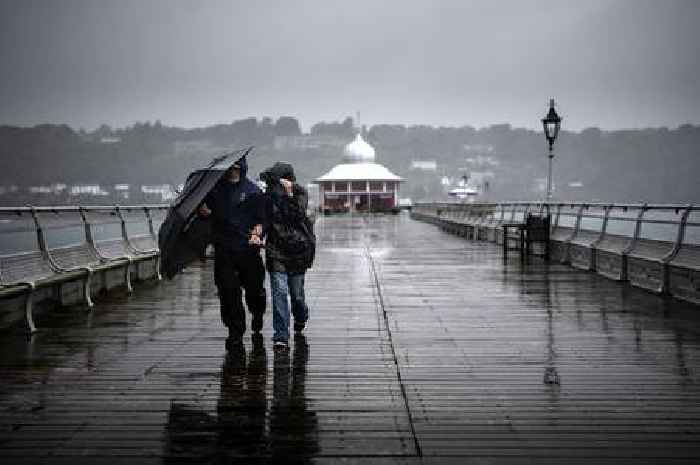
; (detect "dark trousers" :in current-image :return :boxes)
[214,247,266,337]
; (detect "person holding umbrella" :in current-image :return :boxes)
[198,153,266,349]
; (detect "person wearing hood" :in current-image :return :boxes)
[252,162,315,351]
[199,154,266,349]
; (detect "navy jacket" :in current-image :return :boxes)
[203,156,263,252]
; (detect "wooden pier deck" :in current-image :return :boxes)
[1,213,700,464]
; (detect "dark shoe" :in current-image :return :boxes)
[293,321,306,333]
[251,333,264,354]
[225,335,243,352]
[224,345,247,370]
[225,327,243,351]
[252,313,264,333]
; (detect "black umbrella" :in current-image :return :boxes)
[158,147,253,279]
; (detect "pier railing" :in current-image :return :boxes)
[0,205,169,332]
[4,201,697,333]
[411,201,700,305]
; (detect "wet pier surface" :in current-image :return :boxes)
[1,213,700,464]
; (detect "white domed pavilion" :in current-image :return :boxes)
[343,133,376,162]
[315,132,403,213]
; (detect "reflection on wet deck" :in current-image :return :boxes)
[1,213,700,464]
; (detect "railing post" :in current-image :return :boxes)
[593,204,612,248]
[32,208,66,272]
[115,205,132,246]
[552,204,562,233]
[623,203,648,255]
[28,206,50,260]
[144,206,157,240]
[79,206,94,247]
[574,204,585,232]
[79,206,102,262]
[664,204,692,263]
[570,204,585,241]
[113,205,134,293]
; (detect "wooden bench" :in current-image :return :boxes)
[0,209,90,332]
[496,205,520,245]
[461,208,486,240]
[442,206,463,236]
[667,207,699,304]
[468,206,495,241]
[483,204,507,242]
[411,202,700,305]
[524,213,550,259]
[457,205,479,239]
[502,213,550,260]
[569,205,606,271]
[626,207,685,294]
[36,209,122,308]
[117,206,162,279]
[82,208,160,290]
[549,205,582,264]
[0,206,165,333]
[594,206,639,281]
[475,207,497,241]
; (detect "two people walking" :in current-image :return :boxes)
[199,156,315,352]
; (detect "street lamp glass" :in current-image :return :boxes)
[543,120,560,141]
[542,100,562,145]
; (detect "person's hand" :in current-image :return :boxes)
[280,178,293,195]
[252,224,262,237]
[249,234,264,246]
[198,203,211,217]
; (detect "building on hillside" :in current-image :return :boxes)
[314,132,403,214]
[410,160,437,171]
[273,134,347,150]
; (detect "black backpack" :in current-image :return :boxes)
[269,196,316,268]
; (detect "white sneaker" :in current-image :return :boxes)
[273,340,289,351]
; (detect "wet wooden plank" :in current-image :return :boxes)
[0,213,699,463]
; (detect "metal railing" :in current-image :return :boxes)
[412,201,700,303]
[412,202,700,249]
[0,204,169,255]
[0,204,169,332]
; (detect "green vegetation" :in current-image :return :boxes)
[1,118,698,205]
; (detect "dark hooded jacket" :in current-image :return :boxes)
[203,155,264,252]
[261,162,315,273]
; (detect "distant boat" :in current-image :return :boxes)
[448,186,478,199]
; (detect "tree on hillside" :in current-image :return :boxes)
[274,117,301,136]
[310,117,355,138]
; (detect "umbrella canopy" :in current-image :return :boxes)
[158,148,252,279]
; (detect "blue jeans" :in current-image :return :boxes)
[269,271,309,343]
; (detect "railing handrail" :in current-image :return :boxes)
[413,201,697,246]
[0,204,169,258]
[0,204,169,214]
[414,201,700,211]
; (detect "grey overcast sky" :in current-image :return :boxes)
[1,0,698,131]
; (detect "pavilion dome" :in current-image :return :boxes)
[343,132,375,163]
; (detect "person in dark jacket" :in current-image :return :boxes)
[252,162,315,351]
[199,154,266,348]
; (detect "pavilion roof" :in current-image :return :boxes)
[315,162,403,182]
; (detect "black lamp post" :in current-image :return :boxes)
[542,98,562,202]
